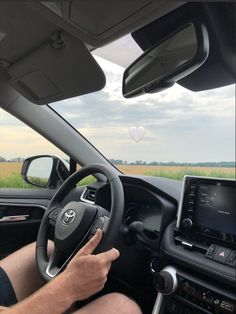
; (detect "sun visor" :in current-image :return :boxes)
[7,32,105,105]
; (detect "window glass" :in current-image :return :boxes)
[51,55,235,181]
[0,108,68,188]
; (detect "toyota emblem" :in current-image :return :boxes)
[62,209,76,225]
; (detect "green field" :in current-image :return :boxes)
[143,168,236,180]
[0,173,96,189]
[0,173,33,188]
[0,162,235,188]
[0,162,96,188]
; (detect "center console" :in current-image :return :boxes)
[152,266,236,314]
[152,176,236,314]
[175,176,236,268]
[177,175,236,247]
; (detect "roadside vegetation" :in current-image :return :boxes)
[143,168,235,180]
[0,173,33,188]
[117,165,235,180]
[0,162,96,188]
[0,162,235,189]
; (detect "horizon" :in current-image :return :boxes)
[0,155,235,166]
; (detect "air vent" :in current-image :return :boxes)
[81,187,96,204]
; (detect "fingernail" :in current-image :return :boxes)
[113,248,120,257]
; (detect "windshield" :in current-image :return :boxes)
[51,46,235,180]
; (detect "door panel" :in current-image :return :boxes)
[0,189,55,258]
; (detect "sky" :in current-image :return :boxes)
[50,56,235,163]
[0,49,235,163]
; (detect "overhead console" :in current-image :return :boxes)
[28,1,182,47]
[161,176,236,285]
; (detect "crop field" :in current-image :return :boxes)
[0,162,235,188]
[0,162,22,177]
[0,162,30,188]
[116,165,235,180]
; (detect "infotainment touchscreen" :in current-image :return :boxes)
[177,176,236,245]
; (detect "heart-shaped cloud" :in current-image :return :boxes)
[129,126,146,143]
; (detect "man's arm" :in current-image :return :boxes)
[2,230,119,314]
[4,272,75,314]
[0,306,7,311]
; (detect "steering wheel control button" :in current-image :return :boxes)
[90,216,108,235]
[213,247,231,264]
[49,209,60,221]
[227,251,236,267]
[48,208,62,226]
[205,244,218,259]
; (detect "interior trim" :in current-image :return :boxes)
[0,202,46,211]
[28,1,184,47]
[80,187,95,204]
[152,293,164,314]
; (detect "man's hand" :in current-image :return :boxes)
[64,229,119,301]
[4,230,119,314]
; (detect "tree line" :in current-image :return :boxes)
[0,156,25,162]
[0,156,235,168]
[109,159,236,168]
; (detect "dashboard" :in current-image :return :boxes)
[0,173,234,313]
[124,202,162,232]
[81,174,236,314]
[94,177,176,250]
[160,176,236,314]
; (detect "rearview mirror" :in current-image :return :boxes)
[21,155,70,188]
[123,22,209,98]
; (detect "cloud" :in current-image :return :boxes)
[51,56,235,162]
[0,54,235,163]
[0,109,68,159]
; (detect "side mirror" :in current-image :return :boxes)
[21,155,70,188]
[123,21,209,98]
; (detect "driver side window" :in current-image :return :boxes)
[0,108,69,189]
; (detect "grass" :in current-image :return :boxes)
[0,163,96,188]
[143,168,235,181]
[0,163,235,189]
[77,176,96,186]
[0,173,96,189]
[0,173,34,188]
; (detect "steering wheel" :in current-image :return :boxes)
[36,164,124,281]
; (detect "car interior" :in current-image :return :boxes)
[0,1,235,314]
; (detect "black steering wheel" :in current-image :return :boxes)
[36,164,124,281]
